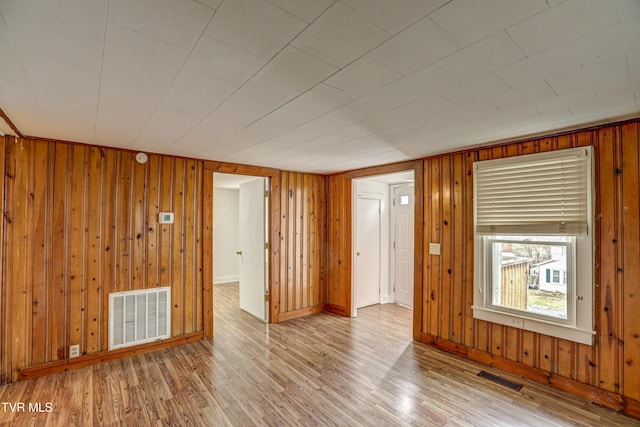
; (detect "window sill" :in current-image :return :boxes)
[472,306,594,346]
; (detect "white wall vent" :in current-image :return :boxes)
[109,287,171,350]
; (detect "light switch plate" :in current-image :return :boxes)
[429,243,441,255]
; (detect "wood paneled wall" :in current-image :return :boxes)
[1,137,203,384]
[276,171,326,321]
[203,162,327,325]
[420,122,640,410]
[324,120,640,414]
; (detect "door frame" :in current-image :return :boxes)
[345,160,424,340]
[202,162,281,337]
[351,191,384,317]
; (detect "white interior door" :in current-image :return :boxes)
[238,177,267,321]
[356,197,381,309]
[393,185,414,308]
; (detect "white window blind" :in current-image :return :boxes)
[474,147,592,236]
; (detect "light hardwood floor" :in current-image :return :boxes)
[1,282,638,426]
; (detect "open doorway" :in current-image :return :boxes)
[352,170,415,317]
[213,173,269,322]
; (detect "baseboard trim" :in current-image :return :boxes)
[278,304,326,322]
[326,304,347,316]
[213,276,239,285]
[419,332,637,418]
[18,332,204,381]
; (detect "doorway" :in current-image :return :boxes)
[213,173,269,322]
[351,171,415,317]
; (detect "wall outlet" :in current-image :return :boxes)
[69,344,80,358]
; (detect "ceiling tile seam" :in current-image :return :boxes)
[502,1,622,62]
[131,4,219,147]
[212,3,473,152]
[205,0,546,157]
[338,1,391,36]
[0,8,52,138]
[169,0,341,150]
[191,0,218,12]
[92,0,111,144]
[262,0,317,24]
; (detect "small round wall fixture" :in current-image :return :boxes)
[135,152,148,164]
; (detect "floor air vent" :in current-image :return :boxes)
[477,371,523,391]
[109,287,171,350]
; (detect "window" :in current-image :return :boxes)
[473,147,594,345]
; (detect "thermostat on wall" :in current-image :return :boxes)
[159,212,174,224]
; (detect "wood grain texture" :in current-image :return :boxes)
[277,171,326,318]
[413,121,640,413]
[1,282,637,426]
[1,138,203,383]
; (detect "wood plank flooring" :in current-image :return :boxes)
[1,282,638,426]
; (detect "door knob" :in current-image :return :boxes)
[357,252,361,256]
[236,251,242,255]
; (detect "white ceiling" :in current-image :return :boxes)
[0,0,638,173]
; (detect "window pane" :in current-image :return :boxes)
[492,237,567,319]
[399,195,409,205]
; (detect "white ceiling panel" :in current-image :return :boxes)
[486,81,557,112]
[372,95,457,130]
[204,0,306,60]
[436,32,525,82]
[292,2,389,68]
[570,17,640,67]
[430,0,549,46]
[255,46,338,92]
[324,56,402,97]
[20,53,100,142]
[103,23,190,76]
[545,54,631,96]
[506,0,621,57]
[440,73,511,105]
[367,17,459,76]
[108,0,213,49]
[495,45,583,88]
[0,0,638,173]
[267,0,334,24]
[341,0,449,35]
[230,78,301,114]
[385,65,459,103]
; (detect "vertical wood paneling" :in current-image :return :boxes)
[277,171,326,318]
[86,147,103,355]
[408,120,640,411]
[31,141,49,366]
[598,127,619,392]
[326,174,351,314]
[1,138,203,383]
[171,158,185,336]
[451,154,464,344]
[202,169,213,338]
[0,137,6,383]
[621,123,640,400]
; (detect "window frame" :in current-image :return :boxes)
[472,147,595,346]
[485,235,574,325]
